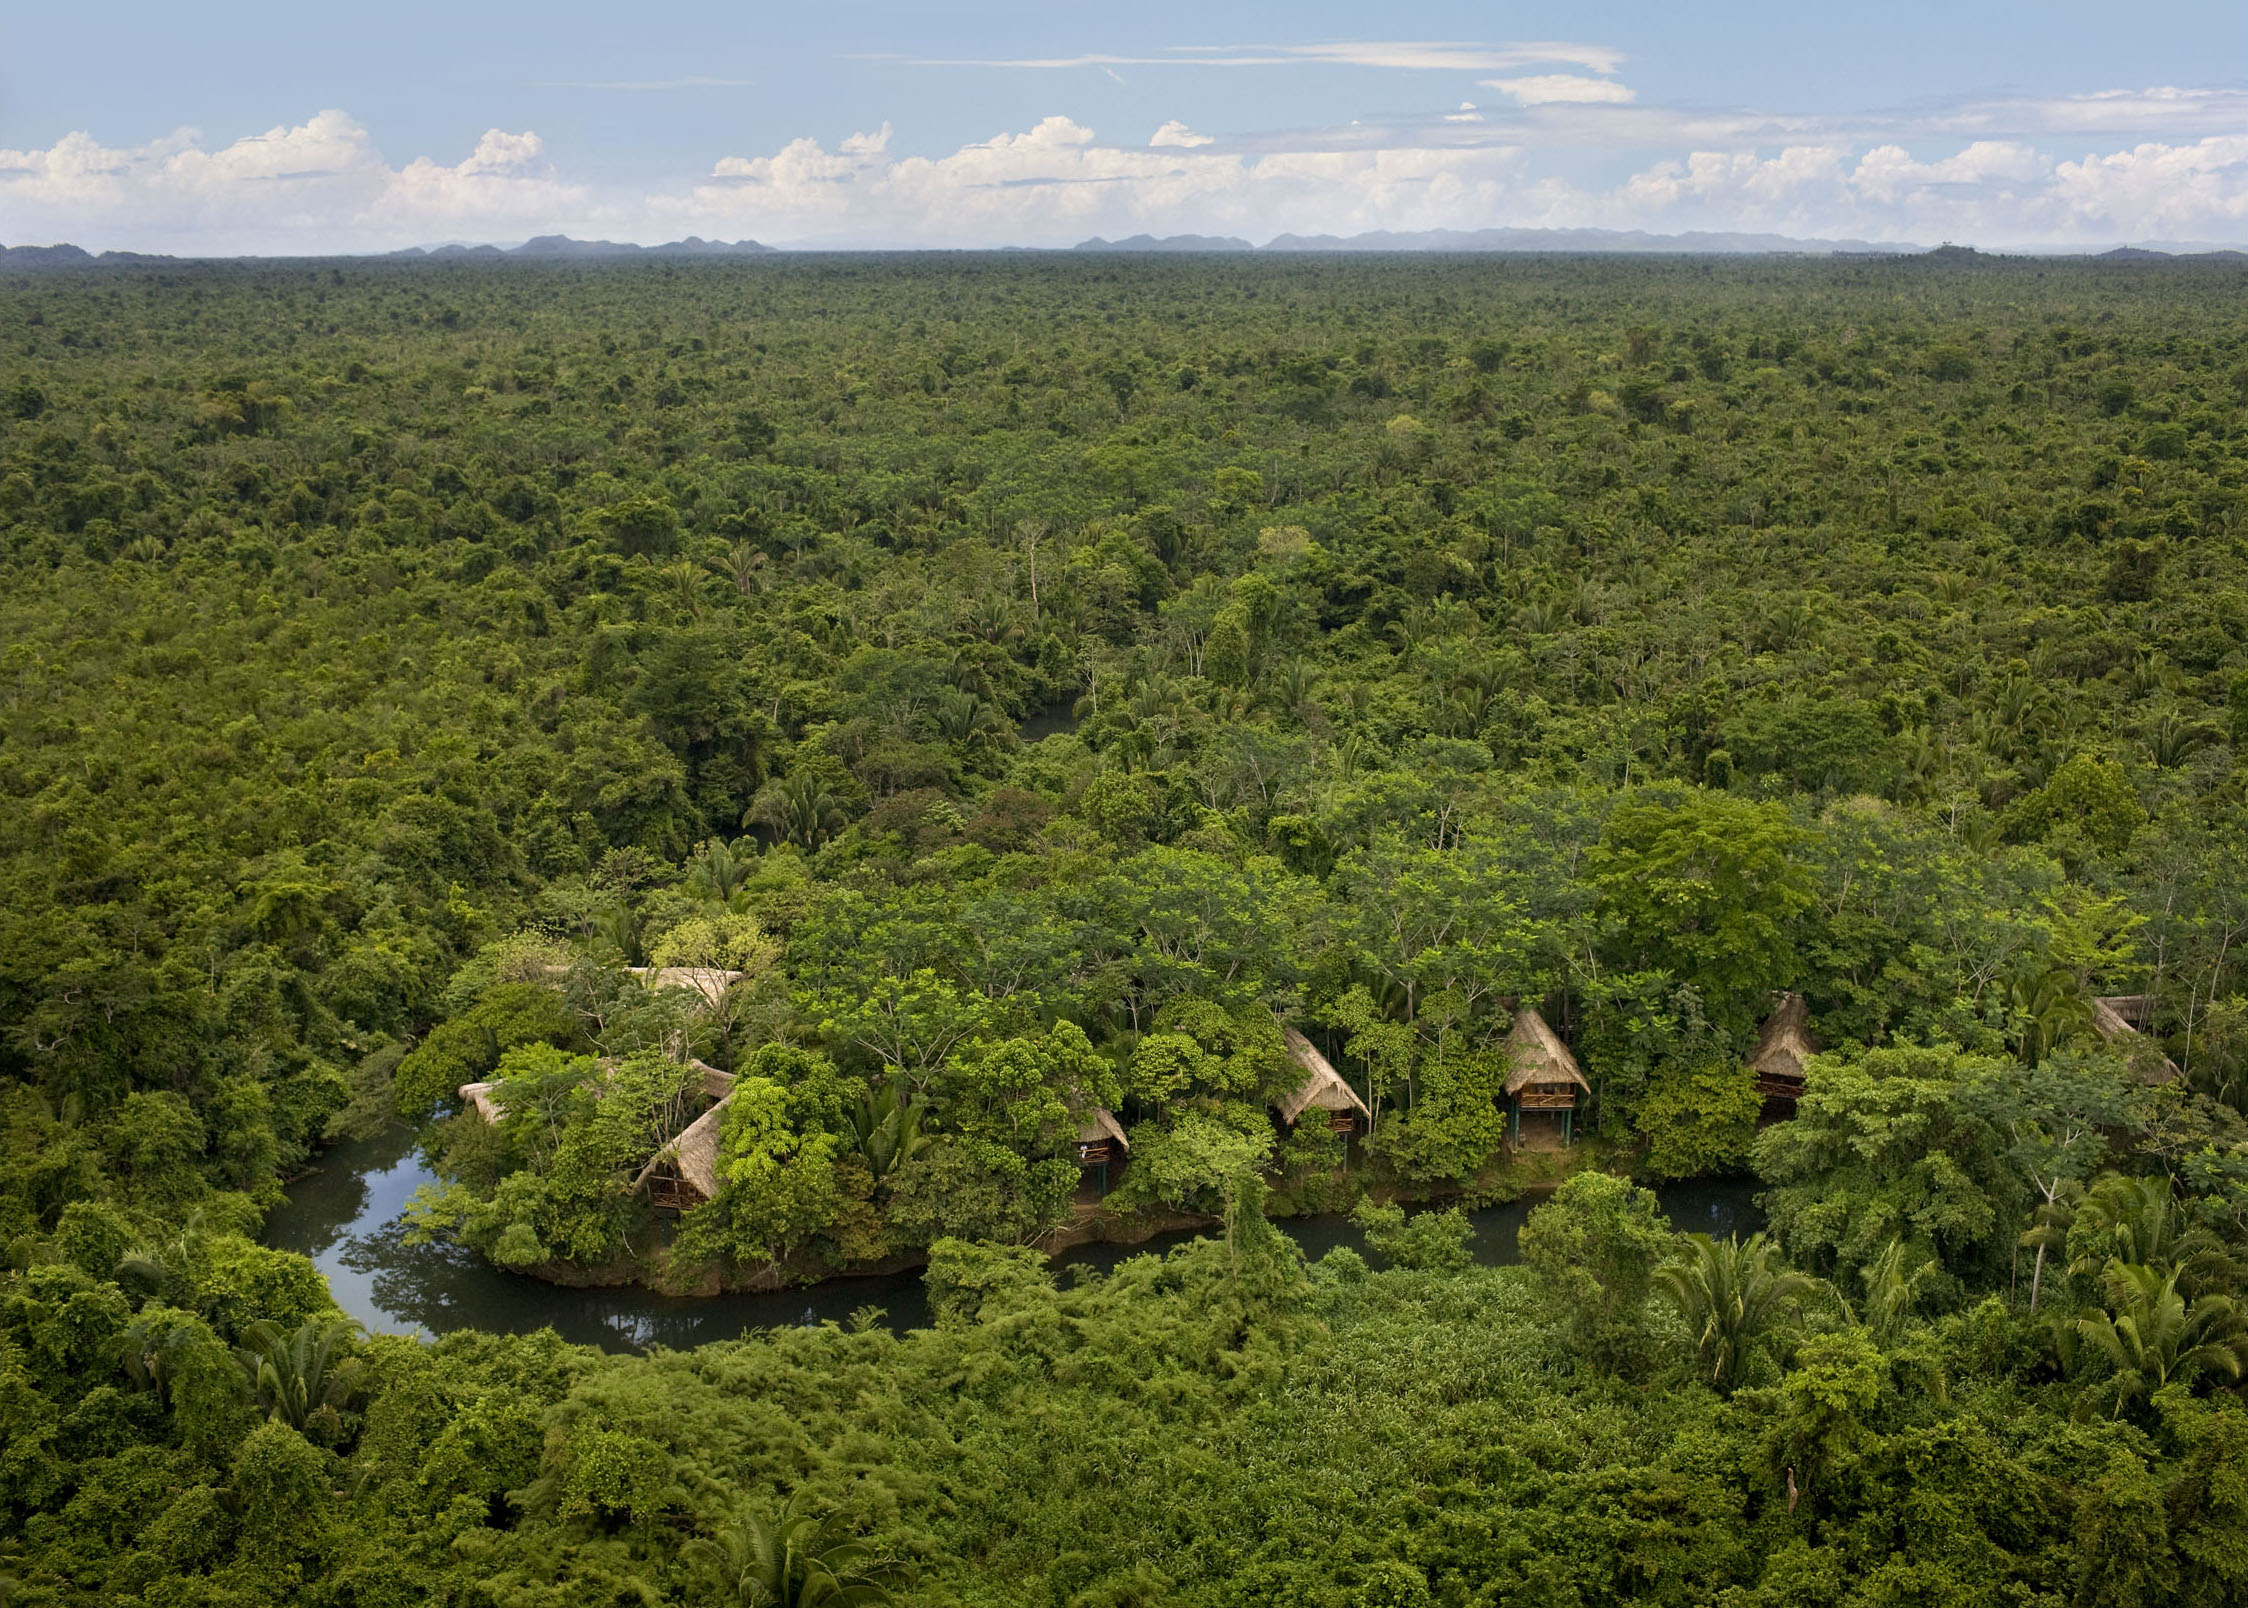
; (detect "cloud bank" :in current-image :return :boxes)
[0,112,589,253]
[3,97,2244,254]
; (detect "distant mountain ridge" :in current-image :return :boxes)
[1258,226,1920,254]
[5,232,2244,270]
[0,235,772,270]
[393,235,774,259]
[0,242,177,269]
[1074,233,1254,253]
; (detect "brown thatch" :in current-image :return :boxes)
[1275,1026,1372,1125]
[1748,994,1818,1093]
[1077,1107,1130,1152]
[1504,1007,1589,1096]
[690,1059,736,1100]
[463,1058,732,1125]
[630,966,745,1009]
[2100,994,2156,1028]
[2093,996,2181,1085]
[631,1094,733,1207]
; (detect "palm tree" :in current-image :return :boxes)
[2071,1260,2248,1417]
[688,836,757,906]
[1656,1233,1816,1395]
[233,1316,368,1431]
[660,558,710,621]
[115,1208,219,1304]
[753,772,846,849]
[114,1311,209,1408]
[709,541,769,599]
[682,1492,904,1607]
[849,1077,929,1182]
[1858,1239,1940,1346]
[2069,1172,2234,1297]
[2007,966,2094,1065]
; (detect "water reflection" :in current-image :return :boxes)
[1014,700,1079,742]
[267,1125,1761,1354]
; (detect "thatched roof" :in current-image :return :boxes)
[1505,1007,1590,1096]
[631,1093,733,1203]
[689,1059,735,1099]
[1275,1026,1372,1124]
[2100,994,2156,1028]
[1077,1107,1129,1151]
[2093,997,2180,1085]
[629,966,746,1009]
[1748,993,1818,1084]
[460,1057,732,1123]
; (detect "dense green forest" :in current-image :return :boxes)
[4,251,2248,1604]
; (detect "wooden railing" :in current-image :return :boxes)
[1516,1090,1576,1110]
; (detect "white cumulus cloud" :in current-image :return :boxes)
[6,95,2246,253]
[1484,74,1636,106]
[0,112,586,253]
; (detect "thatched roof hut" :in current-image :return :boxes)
[458,1057,733,1124]
[632,1094,733,1209]
[2093,996,2180,1085]
[1275,1026,1372,1129]
[1076,1107,1129,1155]
[629,966,746,1009]
[1504,1007,1589,1101]
[1748,994,1818,1098]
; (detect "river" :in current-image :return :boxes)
[264,1124,1764,1352]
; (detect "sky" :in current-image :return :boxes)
[2,1,2244,254]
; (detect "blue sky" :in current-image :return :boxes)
[3,1,2243,251]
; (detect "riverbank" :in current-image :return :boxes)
[264,1124,1764,1351]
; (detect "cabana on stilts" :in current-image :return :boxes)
[1505,1006,1589,1145]
[2091,994,2181,1085]
[1748,993,1819,1107]
[1274,1026,1372,1136]
[1075,1107,1129,1195]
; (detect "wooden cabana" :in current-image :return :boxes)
[2092,995,2180,1085]
[1075,1107,1128,1194]
[1505,1007,1589,1145]
[1748,993,1819,1104]
[1275,1026,1372,1135]
[631,1094,732,1210]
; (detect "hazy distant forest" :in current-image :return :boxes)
[5,251,2248,1606]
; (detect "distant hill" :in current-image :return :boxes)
[1073,234,1255,253]
[6,232,2240,269]
[394,235,775,259]
[0,242,177,270]
[1260,226,1921,255]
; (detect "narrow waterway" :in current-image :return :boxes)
[264,1124,1764,1352]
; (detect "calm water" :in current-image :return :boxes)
[1014,700,1080,742]
[265,1125,1762,1353]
